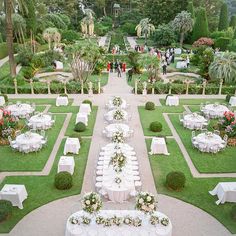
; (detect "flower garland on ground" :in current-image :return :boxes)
[135,192,157,214]
[81,192,102,214]
[112,97,123,107]
[111,131,125,143]
[109,151,127,172]
[113,110,124,121]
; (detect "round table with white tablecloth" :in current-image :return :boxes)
[104,109,128,122]
[183,113,207,130]
[15,132,43,152]
[202,104,229,118]
[65,210,172,236]
[104,123,131,138]
[229,96,236,106]
[29,114,52,130]
[6,103,34,118]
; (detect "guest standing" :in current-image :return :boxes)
[162,61,167,75]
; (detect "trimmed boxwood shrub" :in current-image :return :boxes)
[145,101,155,110]
[215,37,231,51]
[0,200,12,222]
[231,205,236,221]
[54,171,73,190]
[74,122,86,132]
[166,171,186,191]
[82,99,92,108]
[149,121,162,132]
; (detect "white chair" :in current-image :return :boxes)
[8,136,18,151]
[134,181,142,191]
[210,144,220,154]
[198,142,207,152]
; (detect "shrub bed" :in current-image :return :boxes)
[54,171,73,190]
[145,101,155,110]
[74,122,86,132]
[149,121,162,132]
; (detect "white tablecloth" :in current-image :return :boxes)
[58,156,75,175]
[76,113,88,126]
[166,96,179,106]
[176,61,187,69]
[183,113,207,130]
[209,182,236,205]
[174,48,182,54]
[107,99,127,110]
[150,138,169,155]
[202,104,229,118]
[15,132,43,152]
[56,97,69,106]
[104,110,128,122]
[194,133,224,153]
[0,96,5,106]
[229,97,236,106]
[29,114,52,130]
[64,138,80,155]
[79,104,91,115]
[104,124,131,138]
[65,210,172,236]
[0,184,28,209]
[6,104,34,118]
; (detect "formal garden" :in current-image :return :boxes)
[0,0,236,235]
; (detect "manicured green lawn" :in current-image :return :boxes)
[169,114,236,173]
[147,138,236,234]
[0,114,66,171]
[65,106,98,137]
[89,73,108,87]
[0,138,91,233]
[9,98,73,106]
[138,106,184,136]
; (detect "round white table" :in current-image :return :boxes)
[202,104,229,118]
[29,114,52,130]
[104,123,130,138]
[6,104,34,118]
[229,96,236,106]
[183,113,207,130]
[65,210,172,236]
[105,110,128,122]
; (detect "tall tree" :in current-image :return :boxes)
[172,11,193,47]
[188,1,195,18]
[218,3,229,31]
[192,7,209,42]
[230,15,236,29]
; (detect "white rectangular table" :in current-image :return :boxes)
[64,138,80,155]
[229,96,236,106]
[0,184,28,209]
[166,96,179,106]
[75,113,88,126]
[0,96,5,106]
[209,182,236,205]
[56,96,69,106]
[150,137,169,155]
[58,156,75,175]
[79,104,91,115]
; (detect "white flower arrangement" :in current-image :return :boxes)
[69,216,80,225]
[112,216,123,226]
[149,215,159,225]
[109,152,127,172]
[113,109,124,121]
[111,131,125,143]
[206,131,213,138]
[96,216,105,225]
[133,217,142,227]
[114,177,122,184]
[135,192,157,214]
[160,217,169,226]
[82,216,91,225]
[124,216,133,225]
[112,97,123,107]
[82,192,103,214]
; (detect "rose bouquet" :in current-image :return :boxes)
[0,108,17,138]
[135,192,157,214]
[82,192,102,214]
[219,111,236,138]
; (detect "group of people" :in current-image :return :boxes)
[134,44,146,53]
[159,48,176,75]
[107,61,126,77]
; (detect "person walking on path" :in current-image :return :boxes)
[127,68,133,82]
[162,61,167,75]
[107,62,110,72]
[117,64,122,78]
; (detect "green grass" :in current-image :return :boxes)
[138,106,185,136]
[147,138,236,234]
[0,62,10,80]
[65,106,98,137]
[0,114,66,171]
[0,138,91,233]
[89,73,108,87]
[127,72,149,87]
[9,98,73,106]
[169,114,236,173]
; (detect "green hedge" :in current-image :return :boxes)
[0,43,8,59]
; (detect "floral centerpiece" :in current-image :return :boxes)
[81,192,102,214]
[112,97,122,107]
[218,111,236,138]
[113,110,124,121]
[111,131,124,143]
[114,177,122,184]
[205,131,214,138]
[109,152,127,172]
[135,192,157,214]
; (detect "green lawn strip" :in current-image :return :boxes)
[147,138,236,233]
[65,106,98,137]
[169,114,236,173]
[89,73,108,87]
[35,105,47,112]
[0,138,91,233]
[0,114,66,171]
[0,62,10,80]
[138,106,184,136]
[9,98,73,106]
[48,104,78,114]
[159,98,226,106]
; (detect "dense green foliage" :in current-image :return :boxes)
[145,101,155,110]
[54,171,73,190]
[74,122,86,132]
[218,3,229,31]
[166,171,186,190]
[231,205,236,221]
[149,121,162,132]
[230,15,236,29]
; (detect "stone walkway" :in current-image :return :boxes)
[0,72,234,236]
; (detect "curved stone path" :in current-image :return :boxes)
[0,72,234,235]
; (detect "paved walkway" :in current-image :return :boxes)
[126,37,137,49]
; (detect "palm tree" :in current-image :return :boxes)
[172,11,193,47]
[43,28,60,50]
[209,52,236,84]
[135,18,155,45]
[0,0,28,77]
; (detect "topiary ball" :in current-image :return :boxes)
[149,121,162,132]
[82,99,92,108]
[54,171,73,190]
[0,200,12,222]
[166,171,186,191]
[145,101,155,110]
[231,205,236,221]
[74,122,86,132]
